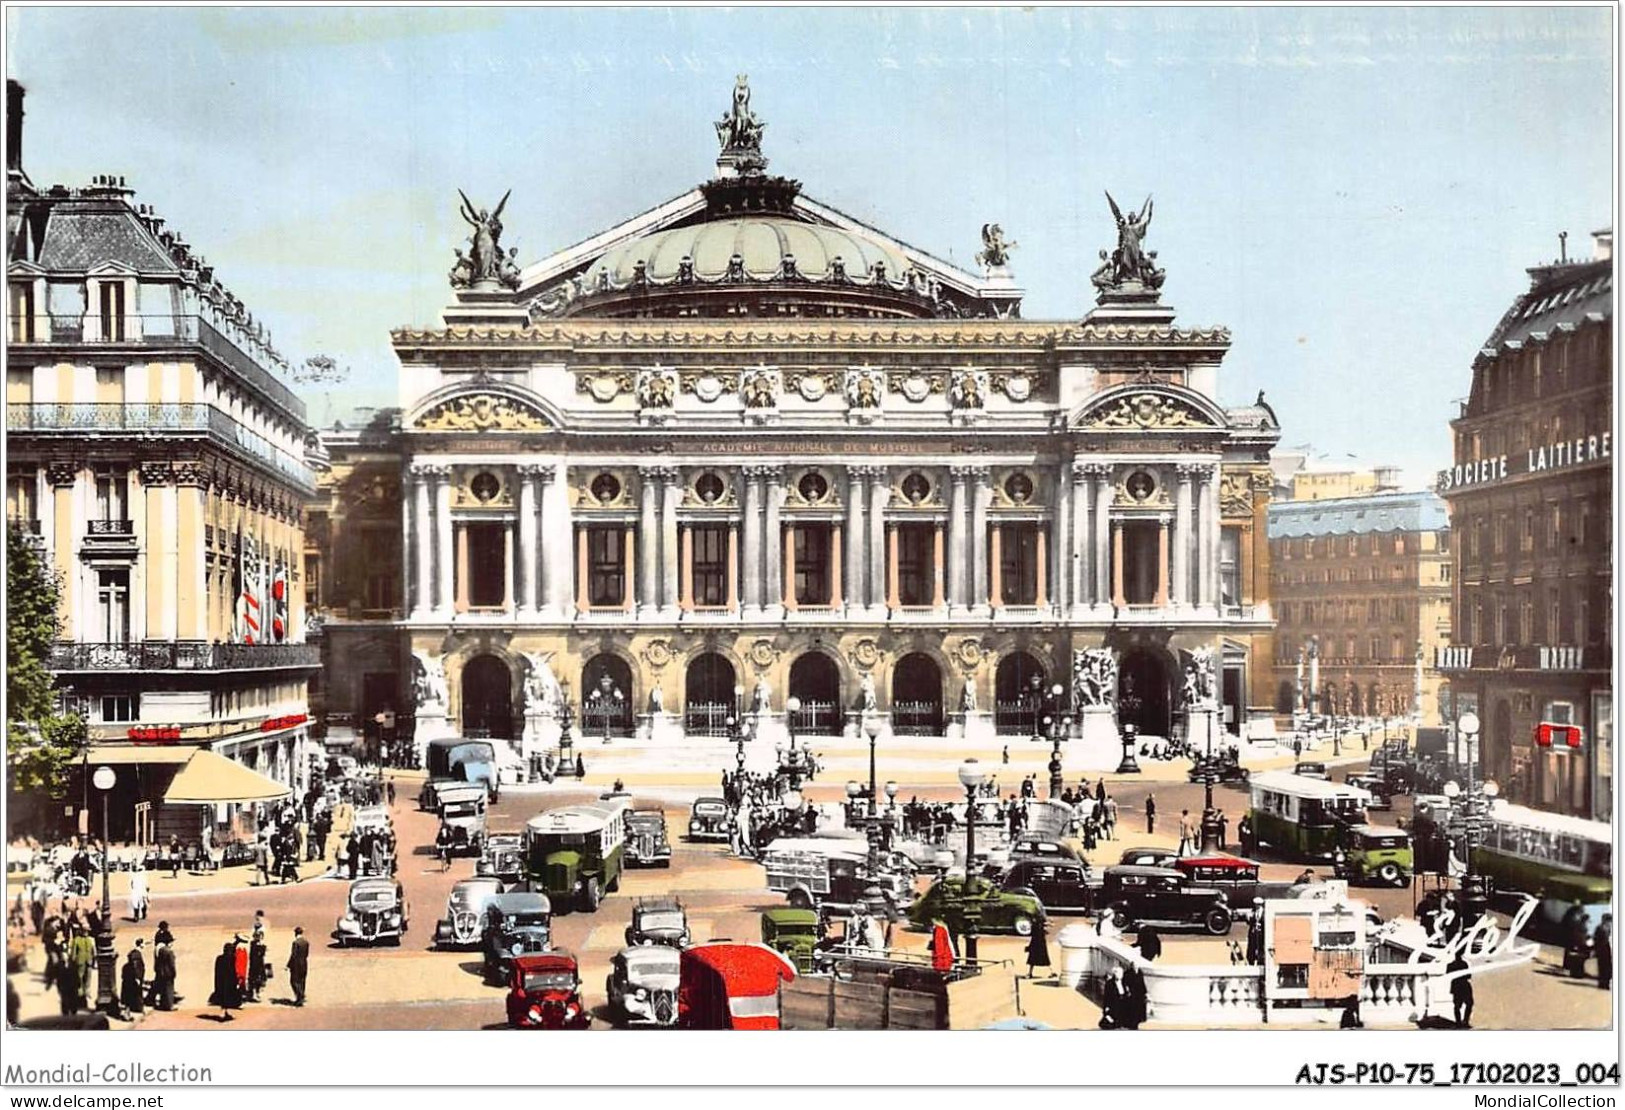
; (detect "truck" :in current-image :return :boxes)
[419,738,499,807]
[525,799,630,913]
[430,781,488,856]
[762,836,912,917]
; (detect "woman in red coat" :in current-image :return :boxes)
[233,934,249,998]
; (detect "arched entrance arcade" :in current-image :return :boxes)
[461,654,515,740]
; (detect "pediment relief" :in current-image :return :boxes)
[413,391,554,433]
[1076,387,1224,432]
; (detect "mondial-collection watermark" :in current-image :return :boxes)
[4,1062,214,1085]
[1472,1098,1616,1109]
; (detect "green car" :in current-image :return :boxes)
[1341,825,1413,886]
[761,908,821,974]
[907,877,1043,937]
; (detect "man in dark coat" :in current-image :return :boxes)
[1144,794,1156,834]
[1448,954,1473,1028]
[212,941,240,1021]
[1121,963,1148,1029]
[1137,926,1163,963]
[1594,915,1613,991]
[1099,967,1128,1029]
[150,940,177,1011]
[1563,905,1592,977]
[286,926,310,1006]
[120,938,146,1016]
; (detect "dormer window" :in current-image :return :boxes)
[93,279,127,342]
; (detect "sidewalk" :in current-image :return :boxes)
[7,807,357,900]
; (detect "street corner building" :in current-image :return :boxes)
[5,80,322,840]
[310,78,1282,768]
[1437,229,1614,821]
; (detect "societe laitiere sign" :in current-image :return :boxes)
[1438,431,1611,493]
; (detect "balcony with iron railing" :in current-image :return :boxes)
[8,401,316,494]
[8,313,305,422]
[50,640,322,672]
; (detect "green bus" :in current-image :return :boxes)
[525,799,630,913]
[1247,771,1370,861]
[1472,801,1611,912]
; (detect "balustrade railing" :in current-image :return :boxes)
[86,518,135,537]
[8,402,315,492]
[788,699,841,735]
[891,700,943,736]
[993,700,1041,735]
[51,640,321,671]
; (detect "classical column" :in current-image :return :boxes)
[1070,462,1090,608]
[970,466,992,610]
[947,467,970,608]
[931,522,946,609]
[783,524,797,610]
[517,465,540,615]
[1199,465,1219,608]
[434,466,454,617]
[829,524,843,610]
[455,523,470,612]
[867,469,888,610]
[1173,464,1195,608]
[1111,520,1126,608]
[660,469,681,612]
[411,464,432,617]
[502,522,515,612]
[726,524,740,610]
[741,467,764,611]
[542,464,570,614]
[637,467,660,614]
[1093,465,1113,608]
[1155,515,1170,608]
[623,524,637,613]
[575,527,589,611]
[1053,468,1071,612]
[1035,527,1048,609]
[887,525,901,610]
[989,524,1004,609]
[844,468,866,613]
[680,525,694,612]
[764,468,784,612]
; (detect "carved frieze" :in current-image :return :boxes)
[576,371,634,402]
[1220,472,1254,517]
[1086,391,1214,430]
[785,369,838,401]
[889,371,946,401]
[416,393,552,432]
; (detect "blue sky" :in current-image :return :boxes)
[6,6,1614,482]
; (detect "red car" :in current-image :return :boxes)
[678,942,796,1030]
[505,953,590,1029]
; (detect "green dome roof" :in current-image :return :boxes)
[583,216,912,289]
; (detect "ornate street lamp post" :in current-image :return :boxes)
[957,759,986,963]
[1115,723,1141,775]
[1199,709,1223,854]
[92,765,117,1014]
[1044,684,1070,799]
[785,695,803,789]
[1444,711,1494,932]
[555,681,575,770]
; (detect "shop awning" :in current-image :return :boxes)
[162,751,292,805]
[82,745,196,767]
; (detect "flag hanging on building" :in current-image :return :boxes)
[237,530,262,644]
[271,553,288,642]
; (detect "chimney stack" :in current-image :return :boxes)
[7,79,24,176]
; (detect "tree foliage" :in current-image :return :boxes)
[7,527,85,796]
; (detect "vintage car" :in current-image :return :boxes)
[626,807,673,868]
[506,952,590,1029]
[760,907,821,974]
[678,942,797,1030]
[1101,865,1232,936]
[606,944,682,1027]
[1342,773,1393,810]
[687,797,731,842]
[333,877,408,946]
[433,875,503,949]
[625,896,690,948]
[906,876,1044,937]
[762,836,913,916]
[475,833,526,887]
[1000,858,1095,914]
[1117,846,1179,869]
[1337,825,1414,887]
[1008,835,1087,866]
[482,891,554,984]
[1170,855,1299,916]
[1293,761,1331,781]
[432,781,488,857]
